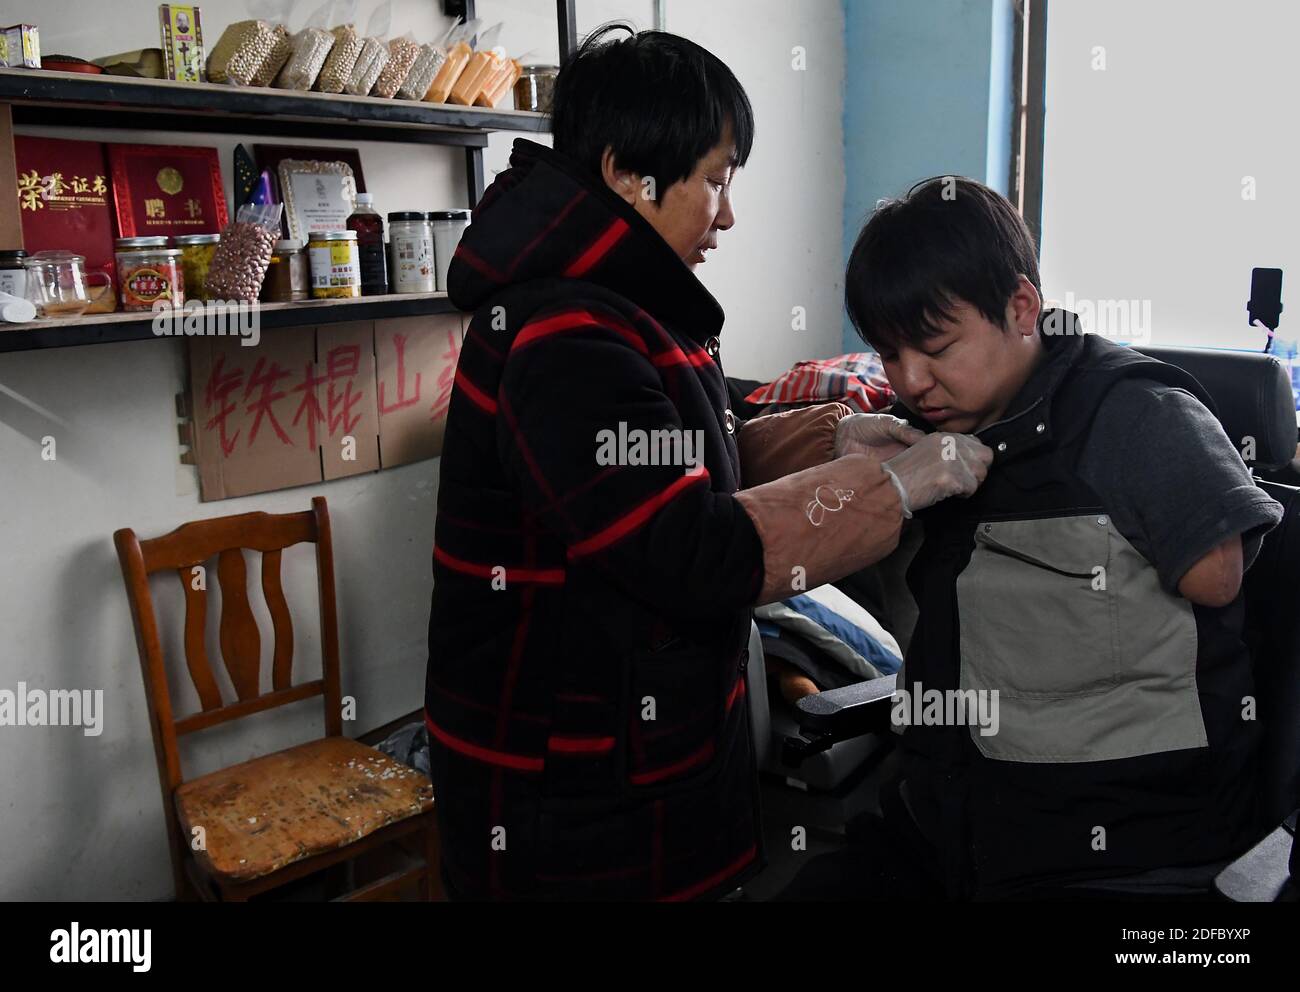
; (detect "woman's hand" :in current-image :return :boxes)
[834,413,927,462]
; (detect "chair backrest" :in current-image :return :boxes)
[1137,346,1300,828]
[113,495,342,795]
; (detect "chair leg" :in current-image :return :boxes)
[424,817,444,901]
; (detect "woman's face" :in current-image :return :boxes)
[603,127,738,270]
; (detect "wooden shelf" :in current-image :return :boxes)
[0,292,462,353]
[0,68,550,145]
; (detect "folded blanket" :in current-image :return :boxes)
[744,352,894,414]
[754,583,903,685]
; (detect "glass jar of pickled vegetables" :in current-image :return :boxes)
[173,234,220,302]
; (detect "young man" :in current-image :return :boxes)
[791,177,1283,900]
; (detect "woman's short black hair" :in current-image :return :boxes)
[845,176,1041,351]
[550,23,755,202]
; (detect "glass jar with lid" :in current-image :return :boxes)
[114,237,184,311]
[262,240,311,303]
[514,65,558,113]
[173,234,220,302]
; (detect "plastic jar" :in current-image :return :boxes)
[430,210,471,293]
[115,237,184,311]
[307,231,360,299]
[388,212,435,293]
[173,234,220,302]
[262,239,310,302]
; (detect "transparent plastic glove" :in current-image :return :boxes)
[881,432,993,518]
[834,413,927,461]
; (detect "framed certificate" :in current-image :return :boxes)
[107,143,228,238]
[277,159,358,243]
[254,144,368,196]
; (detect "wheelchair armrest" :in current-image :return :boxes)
[781,674,896,768]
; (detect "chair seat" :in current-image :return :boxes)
[174,736,434,882]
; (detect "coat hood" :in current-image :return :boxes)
[446,138,726,343]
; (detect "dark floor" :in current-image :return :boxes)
[744,745,900,900]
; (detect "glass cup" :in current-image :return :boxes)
[22,251,112,318]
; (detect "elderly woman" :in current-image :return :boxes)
[425,24,989,901]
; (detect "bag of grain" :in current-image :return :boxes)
[370,34,420,98]
[315,0,363,93]
[275,0,337,90]
[344,0,392,95]
[206,20,281,85]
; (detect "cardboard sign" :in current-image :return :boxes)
[376,316,464,469]
[317,321,380,481]
[189,326,323,500]
[188,314,465,501]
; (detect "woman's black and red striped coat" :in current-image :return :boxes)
[425,138,767,900]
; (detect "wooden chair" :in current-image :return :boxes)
[113,496,441,902]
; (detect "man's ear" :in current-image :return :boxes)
[1008,275,1042,338]
[601,147,639,206]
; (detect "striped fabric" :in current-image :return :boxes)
[744,351,895,413]
[425,138,768,901]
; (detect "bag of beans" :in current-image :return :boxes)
[249,24,293,87]
[206,203,284,303]
[275,0,337,91]
[207,0,294,86]
[315,0,363,93]
[207,20,280,85]
[371,33,421,99]
[344,0,393,95]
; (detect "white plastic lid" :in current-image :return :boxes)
[355,194,374,205]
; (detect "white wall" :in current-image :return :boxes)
[0,0,844,898]
[1041,0,1299,356]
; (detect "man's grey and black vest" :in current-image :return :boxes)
[894,317,1261,899]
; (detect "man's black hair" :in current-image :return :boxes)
[550,23,755,202]
[845,176,1041,351]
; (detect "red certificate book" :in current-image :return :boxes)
[14,135,118,310]
[107,143,228,238]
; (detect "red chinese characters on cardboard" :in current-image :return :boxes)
[375,316,464,469]
[188,315,464,501]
